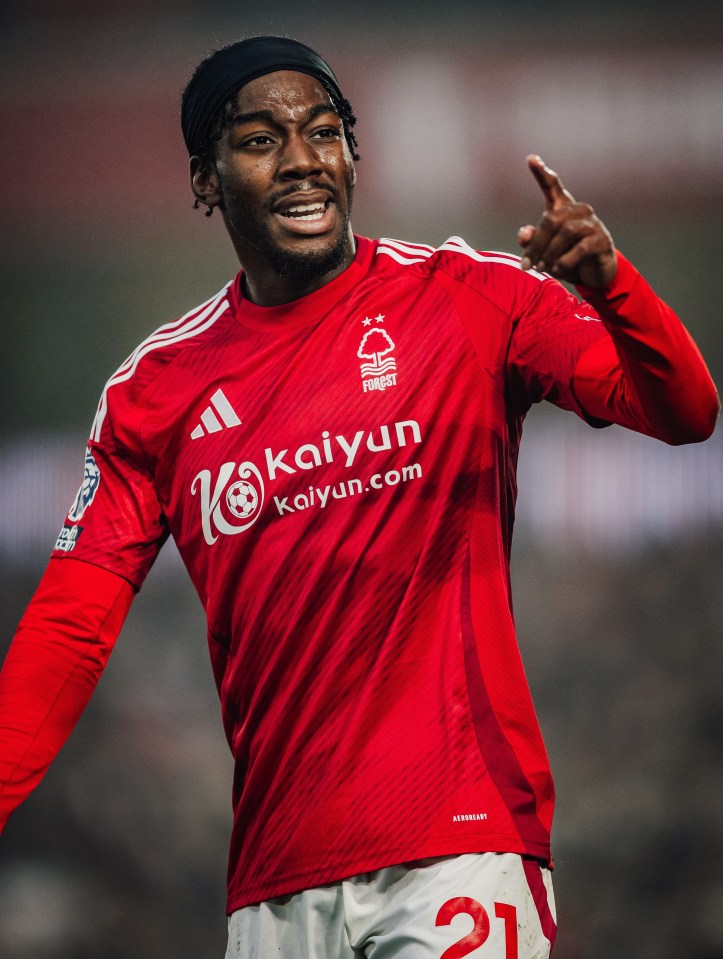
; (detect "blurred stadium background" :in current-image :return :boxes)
[1,1,722,957]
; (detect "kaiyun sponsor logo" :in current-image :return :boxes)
[273,463,423,516]
[191,420,422,545]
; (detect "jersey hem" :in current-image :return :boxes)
[225,835,552,913]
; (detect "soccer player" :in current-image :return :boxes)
[0,35,719,959]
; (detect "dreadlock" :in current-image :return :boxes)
[321,79,360,161]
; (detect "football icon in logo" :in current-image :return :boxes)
[226,479,259,520]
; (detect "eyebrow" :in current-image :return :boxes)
[229,103,340,129]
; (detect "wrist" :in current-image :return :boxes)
[575,251,636,301]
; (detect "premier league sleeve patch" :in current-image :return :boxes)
[68,446,101,522]
[54,523,84,552]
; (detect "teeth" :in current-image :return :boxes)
[281,202,327,219]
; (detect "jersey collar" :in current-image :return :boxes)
[230,236,373,333]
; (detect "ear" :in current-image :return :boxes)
[190,156,222,210]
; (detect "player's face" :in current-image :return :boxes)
[203,71,356,288]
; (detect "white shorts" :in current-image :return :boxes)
[225,853,556,958]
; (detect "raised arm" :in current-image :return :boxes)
[518,155,719,443]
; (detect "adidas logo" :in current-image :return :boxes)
[190,388,242,440]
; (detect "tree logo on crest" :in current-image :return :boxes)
[358,316,398,394]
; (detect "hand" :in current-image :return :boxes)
[518,154,617,288]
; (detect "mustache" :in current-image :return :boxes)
[269,181,338,206]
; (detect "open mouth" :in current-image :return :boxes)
[273,195,336,236]
[279,200,330,222]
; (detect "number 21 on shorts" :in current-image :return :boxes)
[436,897,518,959]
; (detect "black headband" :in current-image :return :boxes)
[181,36,345,158]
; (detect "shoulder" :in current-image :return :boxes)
[371,236,551,322]
[374,235,548,287]
[90,282,233,445]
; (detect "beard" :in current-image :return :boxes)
[220,175,354,284]
[257,218,352,281]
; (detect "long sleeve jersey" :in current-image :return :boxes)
[0,236,718,912]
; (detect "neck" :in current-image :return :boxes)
[234,230,357,307]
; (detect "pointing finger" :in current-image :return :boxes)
[527,154,575,210]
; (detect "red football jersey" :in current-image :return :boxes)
[47,236,649,910]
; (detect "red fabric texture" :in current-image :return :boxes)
[573,252,719,443]
[0,559,133,830]
[0,237,717,910]
[522,859,557,949]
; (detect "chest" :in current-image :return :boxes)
[142,279,508,559]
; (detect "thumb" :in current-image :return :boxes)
[518,224,536,246]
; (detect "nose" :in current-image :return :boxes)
[277,131,323,180]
